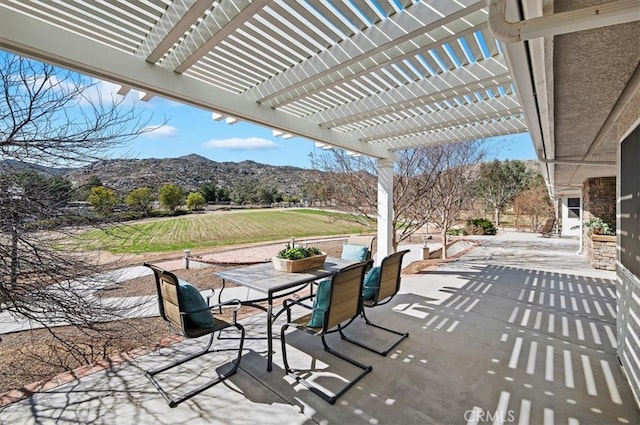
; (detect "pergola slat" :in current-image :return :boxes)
[377,117,529,150]
[358,96,524,142]
[245,1,485,103]
[312,57,511,126]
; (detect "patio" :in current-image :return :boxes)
[1,230,636,425]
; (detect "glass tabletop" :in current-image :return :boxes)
[214,257,355,294]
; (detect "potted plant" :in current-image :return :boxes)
[585,217,614,235]
[272,243,326,272]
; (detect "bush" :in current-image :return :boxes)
[115,211,147,221]
[446,228,468,236]
[466,218,496,235]
[151,209,189,218]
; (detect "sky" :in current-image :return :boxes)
[3,50,537,169]
[109,79,537,169]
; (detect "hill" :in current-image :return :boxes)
[64,154,316,195]
[0,159,73,176]
[1,156,542,198]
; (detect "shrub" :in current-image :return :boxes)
[446,228,468,236]
[151,209,189,218]
[466,218,496,235]
[115,210,147,221]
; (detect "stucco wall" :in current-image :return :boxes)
[616,81,640,140]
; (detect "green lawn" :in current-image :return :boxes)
[77,208,374,254]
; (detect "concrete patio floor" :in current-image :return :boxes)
[0,230,637,424]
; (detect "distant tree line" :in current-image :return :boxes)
[5,173,310,220]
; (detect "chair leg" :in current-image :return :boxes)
[146,323,245,408]
[340,309,409,356]
[280,325,372,405]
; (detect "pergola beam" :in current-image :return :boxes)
[171,0,268,73]
[137,0,215,64]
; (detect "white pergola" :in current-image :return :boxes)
[0,0,638,259]
[5,0,640,408]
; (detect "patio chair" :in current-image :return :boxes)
[340,249,410,356]
[280,260,373,404]
[540,217,555,237]
[341,235,376,262]
[143,263,245,408]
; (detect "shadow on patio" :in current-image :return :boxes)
[0,231,637,425]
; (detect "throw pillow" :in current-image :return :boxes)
[178,279,215,328]
[362,266,381,301]
[308,279,332,328]
[341,243,369,261]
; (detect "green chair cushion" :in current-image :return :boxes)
[308,279,332,328]
[178,280,215,328]
[362,266,381,301]
[341,243,368,261]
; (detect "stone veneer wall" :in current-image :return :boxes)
[582,177,617,270]
[585,235,616,270]
[582,177,616,225]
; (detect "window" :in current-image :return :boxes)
[567,197,580,219]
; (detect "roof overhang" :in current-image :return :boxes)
[489,0,640,198]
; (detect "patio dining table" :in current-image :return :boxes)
[214,257,355,371]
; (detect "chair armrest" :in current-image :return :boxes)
[209,298,242,312]
[283,297,314,310]
[204,289,216,306]
[282,297,314,322]
[290,292,315,305]
[210,299,242,322]
[181,299,242,323]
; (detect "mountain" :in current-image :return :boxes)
[0,159,74,176]
[64,154,316,195]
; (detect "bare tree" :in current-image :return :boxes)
[0,54,153,352]
[309,151,377,226]
[512,174,554,232]
[427,140,487,258]
[310,145,461,249]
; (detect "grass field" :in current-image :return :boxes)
[77,208,374,254]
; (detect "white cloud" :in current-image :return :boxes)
[203,137,278,150]
[142,124,178,138]
[78,80,142,106]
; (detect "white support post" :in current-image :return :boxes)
[577,189,584,254]
[377,159,394,263]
